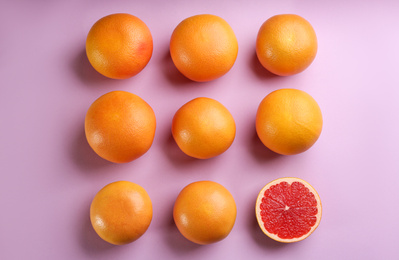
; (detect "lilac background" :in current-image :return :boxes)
[1,0,399,259]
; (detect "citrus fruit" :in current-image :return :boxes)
[85,91,156,163]
[255,177,322,243]
[172,97,236,159]
[170,14,238,82]
[256,88,322,155]
[256,14,317,76]
[86,13,153,79]
[173,181,237,245]
[90,181,153,245]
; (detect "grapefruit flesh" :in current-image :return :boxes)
[255,177,322,243]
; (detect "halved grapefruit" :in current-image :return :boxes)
[255,177,322,243]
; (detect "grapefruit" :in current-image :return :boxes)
[90,181,153,245]
[255,177,322,243]
[85,91,156,163]
[172,97,236,159]
[86,13,153,79]
[256,14,317,76]
[170,14,238,82]
[173,181,237,245]
[256,88,323,155]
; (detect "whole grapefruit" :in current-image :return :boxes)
[173,181,237,245]
[85,91,156,163]
[86,13,153,79]
[256,88,322,155]
[90,181,153,245]
[172,97,236,159]
[170,14,238,82]
[256,14,317,76]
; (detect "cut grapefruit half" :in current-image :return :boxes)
[255,177,322,243]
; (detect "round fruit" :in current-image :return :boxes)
[173,181,237,245]
[256,14,317,76]
[86,13,153,79]
[256,88,322,155]
[170,14,238,82]
[255,177,322,243]
[172,97,236,159]
[90,181,153,245]
[85,91,156,163]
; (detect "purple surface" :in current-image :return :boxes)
[1,0,399,259]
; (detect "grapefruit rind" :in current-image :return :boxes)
[255,177,322,243]
[173,181,237,245]
[90,181,153,245]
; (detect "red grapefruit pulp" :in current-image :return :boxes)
[255,177,322,243]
